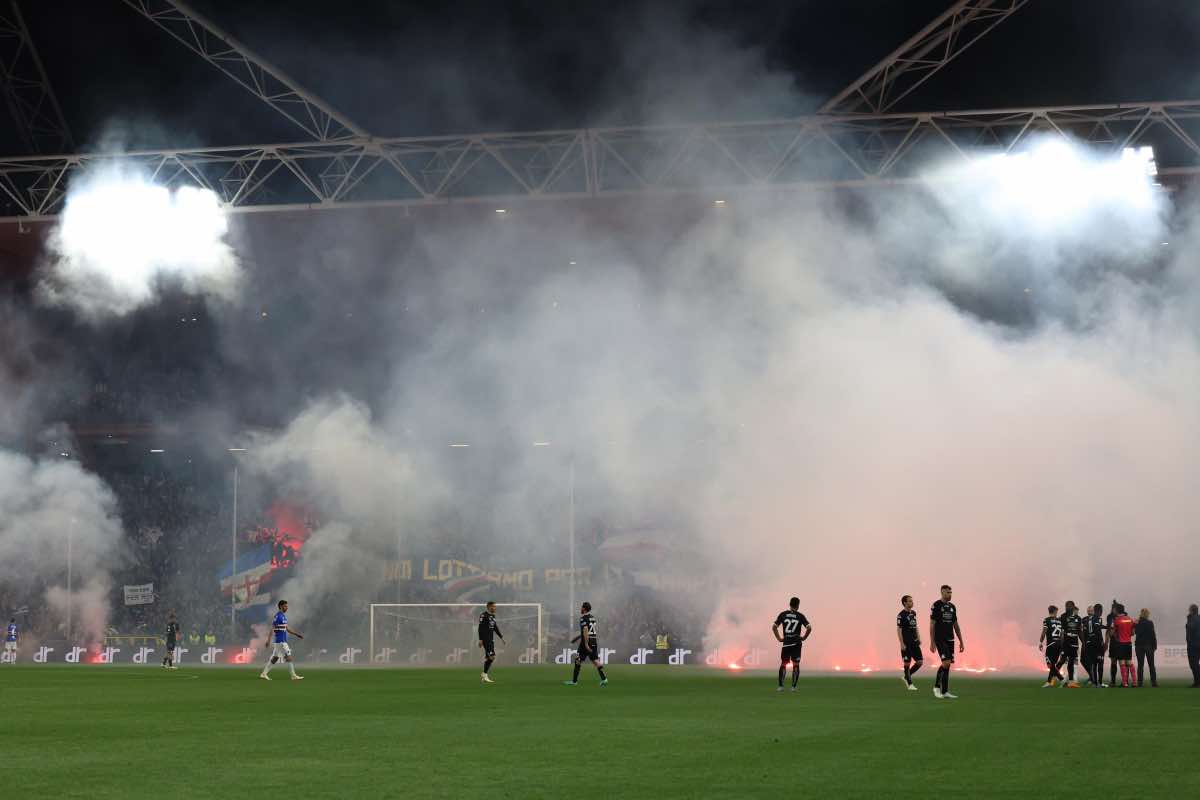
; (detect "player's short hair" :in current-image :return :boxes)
[277,600,287,609]
[901,595,912,605]
[1190,604,1199,615]
[940,585,952,592]
[486,600,496,607]
[1139,608,1150,619]
[1115,603,1126,615]
[1093,603,1104,613]
[581,601,591,612]
[1065,600,1076,610]
[789,596,800,609]
[1048,605,1058,614]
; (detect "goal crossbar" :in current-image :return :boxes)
[369,603,543,665]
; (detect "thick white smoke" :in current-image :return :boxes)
[0,450,125,642]
[38,165,240,318]
[244,136,1200,670]
[241,398,434,625]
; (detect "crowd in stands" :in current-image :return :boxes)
[104,466,228,636]
[64,367,206,424]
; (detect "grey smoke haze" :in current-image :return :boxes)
[0,449,125,642]
[13,4,1200,670]
[225,136,1200,668]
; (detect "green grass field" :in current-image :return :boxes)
[2,665,1197,798]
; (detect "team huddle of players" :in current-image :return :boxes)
[1038,601,1147,688]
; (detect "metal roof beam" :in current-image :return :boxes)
[820,0,1030,114]
[0,99,1195,220]
[0,0,74,153]
[119,0,368,142]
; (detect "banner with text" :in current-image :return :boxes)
[122,583,155,606]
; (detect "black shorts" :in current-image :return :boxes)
[1045,644,1062,666]
[780,642,803,662]
[577,642,599,662]
[1083,643,1102,663]
[1061,640,1079,659]
[482,642,496,659]
[935,640,956,663]
[901,642,923,662]
[1108,640,1119,658]
[166,641,177,652]
[1114,642,1132,660]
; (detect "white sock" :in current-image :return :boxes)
[288,661,297,677]
[263,658,274,675]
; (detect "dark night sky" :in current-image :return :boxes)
[11,0,1200,153]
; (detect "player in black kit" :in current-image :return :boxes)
[772,596,812,692]
[1082,603,1106,687]
[477,601,505,684]
[929,585,964,699]
[162,610,180,670]
[1058,601,1083,687]
[896,595,922,691]
[1039,605,1065,687]
[564,602,608,686]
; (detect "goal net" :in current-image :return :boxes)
[368,603,543,666]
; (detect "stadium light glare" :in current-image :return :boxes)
[532,441,551,447]
[960,138,1161,228]
[50,168,238,316]
[150,449,164,453]
[227,447,246,452]
[449,443,470,448]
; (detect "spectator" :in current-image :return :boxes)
[1133,608,1156,688]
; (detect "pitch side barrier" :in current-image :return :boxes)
[7,641,1196,670]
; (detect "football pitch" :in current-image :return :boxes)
[3,666,1197,798]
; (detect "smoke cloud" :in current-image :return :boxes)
[14,7,1199,674]
[0,449,125,641]
[226,134,1200,670]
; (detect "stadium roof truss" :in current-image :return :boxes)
[0,0,1198,220]
[1,101,1197,220]
[0,0,73,154]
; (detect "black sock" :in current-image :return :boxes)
[904,663,911,683]
[909,660,922,677]
[1068,660,1075,681]
[778,665,786,687]
[791,665,799,687]
[572,663,581,683]
[483,659,492,674]
[597,666,607,681]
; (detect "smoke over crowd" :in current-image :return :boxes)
[2,8,1199,671]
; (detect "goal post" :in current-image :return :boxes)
[368,603,544,666]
